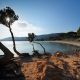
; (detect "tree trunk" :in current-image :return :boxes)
[31,43,35,51]
[33,41,46,53]
[0,42,14,65]
[9,25,21,56]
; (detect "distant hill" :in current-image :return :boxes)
[1,33,63,41]
[1,37,28,41]
[1,32,78,41]
[34,33,65,41]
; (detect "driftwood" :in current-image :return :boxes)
[0,42,14,65]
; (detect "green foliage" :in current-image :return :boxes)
[0,7,18,27]
[66,31,77,38]
[77,27,80,36]
[28,33,35,42]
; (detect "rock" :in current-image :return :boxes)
[20,54,80,80]
[72,61,79,65]
[22,61,47,80]
[55,52,63,57]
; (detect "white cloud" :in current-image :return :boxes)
[11,20,43,37]
[0,24,10,39]
[0,20,44,39]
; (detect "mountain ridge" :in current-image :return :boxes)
[0,32,77,41]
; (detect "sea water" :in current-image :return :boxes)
[0,41,80,56]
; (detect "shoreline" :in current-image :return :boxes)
[36,40,80,47]
[52,40,80,47]
[1,40,80,47]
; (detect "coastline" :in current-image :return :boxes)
[38,40,80,47]
[1,40,80,47]
[52,40,80,47]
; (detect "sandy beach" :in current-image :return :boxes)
[41,41,80,47]
[53,41,80,47]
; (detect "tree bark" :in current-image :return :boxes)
[33,41,46,53]
[9,24,21,56]
[0,42,14,65]
[31,43,35,51]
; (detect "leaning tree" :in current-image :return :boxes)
[28,33,46,53]
[0,7,20,56]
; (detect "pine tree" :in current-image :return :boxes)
[0,7,20,56]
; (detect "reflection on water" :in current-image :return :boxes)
[0,41,80,55]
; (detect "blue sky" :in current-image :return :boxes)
[0,0,80,39]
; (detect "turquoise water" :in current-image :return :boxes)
[0,41,80,55]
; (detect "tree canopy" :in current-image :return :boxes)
[28,33,35,42]
[77,27,80,36]
[0,7,18,27]
[0,7,20,56]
